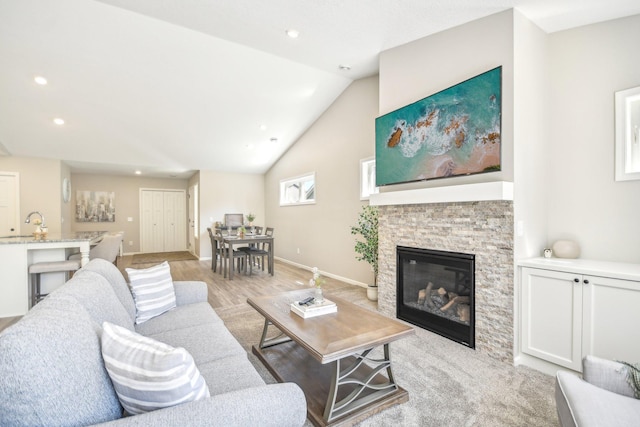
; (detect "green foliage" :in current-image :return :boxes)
[246,213,256,222]
[350,205,378,286]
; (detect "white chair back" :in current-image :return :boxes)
[90,233,124,263]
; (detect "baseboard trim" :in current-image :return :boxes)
[274,257,368,289]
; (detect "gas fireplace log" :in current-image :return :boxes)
[457,304,471,322]
[440,295,470,312]
[417,289,427,305]
[424,282,435,308]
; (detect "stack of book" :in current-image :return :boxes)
[290,298,337,318]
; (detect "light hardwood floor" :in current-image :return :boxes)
[0,255,374,333]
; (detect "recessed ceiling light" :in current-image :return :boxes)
[259,124,267,131]
[285,29,299,39]
[135,170,142,175]
[338,65,351,71]
[53,118,65,125]
[34,76,48,85]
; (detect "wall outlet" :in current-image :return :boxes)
[128,241,133,246]
[127,217,133,222]
[297,248,300,254]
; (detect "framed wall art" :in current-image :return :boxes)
[375,66,502,186]
[75,190,115,222]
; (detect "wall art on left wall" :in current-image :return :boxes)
[75,191,115,222]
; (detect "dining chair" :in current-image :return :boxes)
[215,229,246,278]
[239,236,269,274]
[246,227,273,274]
[207,228,218,272]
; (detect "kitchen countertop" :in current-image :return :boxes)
[0,231,107,245]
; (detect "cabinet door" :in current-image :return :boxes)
[583,275,640,362]
[521,267,583,371]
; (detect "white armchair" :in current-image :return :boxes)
[555,356,640,427]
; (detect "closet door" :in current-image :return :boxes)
[141,189,186,253]
[163,191,186,251]
[141,190,165,253]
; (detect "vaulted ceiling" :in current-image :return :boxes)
[1,0,638,178]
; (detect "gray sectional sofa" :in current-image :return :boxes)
[555,356,640,427]
[0,258,307,426]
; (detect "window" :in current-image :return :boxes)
[360,158,379,200]
[280,173,316,206]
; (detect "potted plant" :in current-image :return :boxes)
[350,205,379,301]
[246,213,256,226]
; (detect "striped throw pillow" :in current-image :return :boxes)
[101,322,210,415]
[126,261,176,324]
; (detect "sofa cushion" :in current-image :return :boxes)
[102,322,210,415]
[82,258,136,322]
[583,355,636,398]
[147,323,245,366]
[198,355,266,396]
[135,302,223,336]
[126,261,177,324]
[57,269,134,331]
[0,293,122,426]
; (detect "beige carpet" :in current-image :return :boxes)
[131,251,198,265]
[217,289,558,427]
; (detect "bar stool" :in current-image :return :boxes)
[29,260,81,307]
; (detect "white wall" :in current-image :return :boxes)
[0,156,63,234]
[378,10,515,190]
[547,14,640,263]
[71,174,188,253]
[198,170,264,259]
[265,76,379,285]
[512,11,550,260]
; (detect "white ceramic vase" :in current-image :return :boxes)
[367,285,378,301]
[552,240,580,259]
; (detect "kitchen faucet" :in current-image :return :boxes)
[25,211,46,228]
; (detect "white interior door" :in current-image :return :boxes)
[163,191,186,251]
[141,189,186,253]
[141,190,164,252]
[0,172,19,236]
[188,185,196,255]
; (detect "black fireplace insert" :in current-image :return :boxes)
[396,246,475,348]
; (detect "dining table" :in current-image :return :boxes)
[222,234,274,280]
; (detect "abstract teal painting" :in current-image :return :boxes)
[375,67,501,186]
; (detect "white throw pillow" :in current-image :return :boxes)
[101,322,210,415]
[126,261,176,324]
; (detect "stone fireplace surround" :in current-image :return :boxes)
[374,191,514,363]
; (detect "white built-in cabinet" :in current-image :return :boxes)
[519,258,640,373]
[140,189,186,253]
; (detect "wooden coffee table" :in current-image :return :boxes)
[247,289,415,426]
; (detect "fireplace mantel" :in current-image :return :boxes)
[369,181,513,206]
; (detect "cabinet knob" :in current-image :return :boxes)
[583,279,590,285]
[574,278,580,283]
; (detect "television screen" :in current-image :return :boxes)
[375,67,502,186]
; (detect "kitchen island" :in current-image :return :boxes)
[0,231,107,317]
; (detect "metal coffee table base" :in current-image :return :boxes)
[255,320,408,426]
